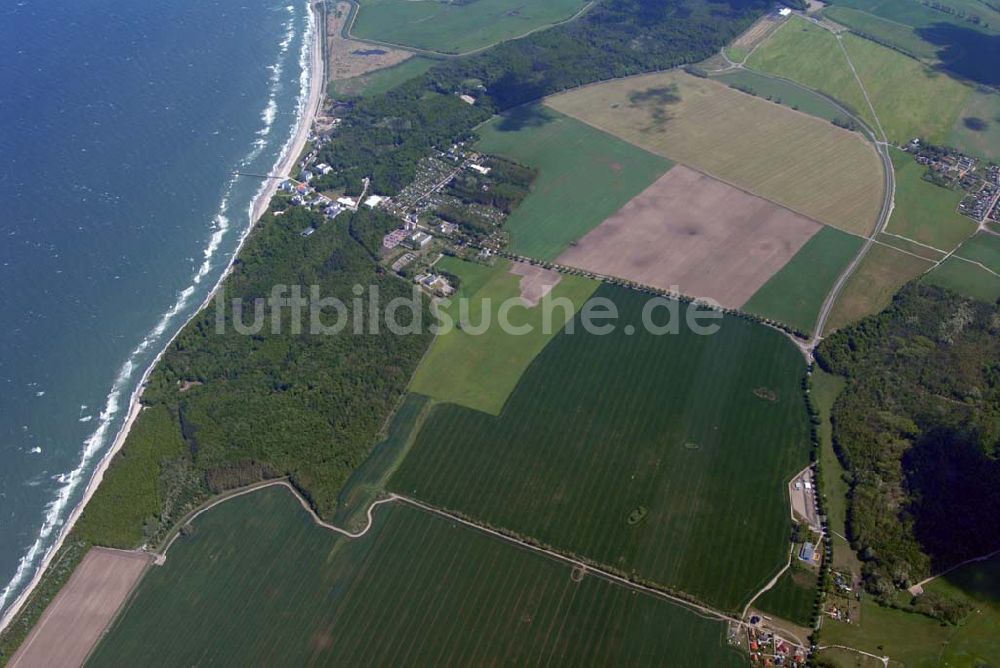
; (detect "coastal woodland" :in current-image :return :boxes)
[817,284,1000,616]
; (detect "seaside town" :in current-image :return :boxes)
[273,99,530,298]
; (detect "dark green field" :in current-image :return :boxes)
[391,285,811,612]
[475,105,672,260]
[742,226,864,335]
[754,564,817,627]
[712,69,857,125]
[91,486,743,666]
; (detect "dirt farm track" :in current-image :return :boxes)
[10,548,151,667]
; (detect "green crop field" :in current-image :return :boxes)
[955,231,1000,274]
[948,89,1000,162]
[408,256,598,415]
[742,226,864,335]
[91,486,743,666]
[712,69,855,124]
[350,0,589,55]
[393,285,811,612]
[475,105,672,260]
[822,5,940,60]
[826,243,934,333]
[885,148,977,251]
[329,57,436,99]
[746,18,876,129]
[923,256,1000,303]
[820,554,1000,666]
[754,564,817,627]
[748,16,972,145]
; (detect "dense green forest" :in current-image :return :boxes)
[817,284,1000,605]
[312,0,769,195]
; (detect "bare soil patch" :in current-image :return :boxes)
[556,166,822,308]
[509,261,561,306]
[11,548,151,668]
[327,2,412,82]
[733,15,784,51]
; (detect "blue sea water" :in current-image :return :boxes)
[0,0,313,616]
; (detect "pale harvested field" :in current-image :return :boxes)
[327,2,412,81]
[733,15,784,50]
[509,261,561,306]
[556,165,822,307]
[546,71,883,235]
[11,548,151,668]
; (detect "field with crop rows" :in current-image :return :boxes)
[91,486,743,666]
[392,285,811,612]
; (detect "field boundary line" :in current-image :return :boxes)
[819,643,889,667]
[907,547,1000,593]
[870,238,941,263]
[156,479,397,563]
[951,254,1000,278]
[879,231,948,255]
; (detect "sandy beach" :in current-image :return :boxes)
[0,0,326,634]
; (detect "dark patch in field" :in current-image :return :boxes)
[495,102,556,132]
[753,387,778,402]
[916,23,1000,86]
[628,85,681,130]
[962,116,989,132]
[351,48,388,56]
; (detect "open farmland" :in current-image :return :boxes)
[546,70,883,235]
[825,243,934,333]
[711,69,853,124]
[11,548,150,668]
[392,285,811,612]
[753,564,817,628]
[327,2,413,85]
[745,18,876,129]
[748,16,972,145]
[923,257,1000,303]
[955,230,1000,274]
[555,165,823,308]
[350,0,589,55]
[885,148,977,252]
[408,257,597,415]
[330,57,435,99]
[742,226,864,335]
[476,105,672,260]
[948,89,1000,162]
[91,486,743,666]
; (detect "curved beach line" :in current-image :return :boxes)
[0,0,325,633]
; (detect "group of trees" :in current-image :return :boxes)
[816,284,1000,607]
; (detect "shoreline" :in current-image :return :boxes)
[0,0,325,634]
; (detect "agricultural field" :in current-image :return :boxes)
[742,226,864,335]
[10,548,150,667]
[711,69,855,124]
[954,230,1000,274]
[329,57,436,99]
[475,105,672,260]
[822,0,1000,86]
[555,165,824,308]
[877,232,948,261]
[820,554,1000,667]
[326,1,414,91]
[408,256,598,415]
[392,285,812,612]
[825,243,934,333]
[923,256,1000,302]
[745,18,876,129]
[947,88,1000,162]
[350,0,589,55]
[754,564,817,628]
[546,70,884,235]
[747,16,973,145]
[885,148,977,251]
[91,486,744,666]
